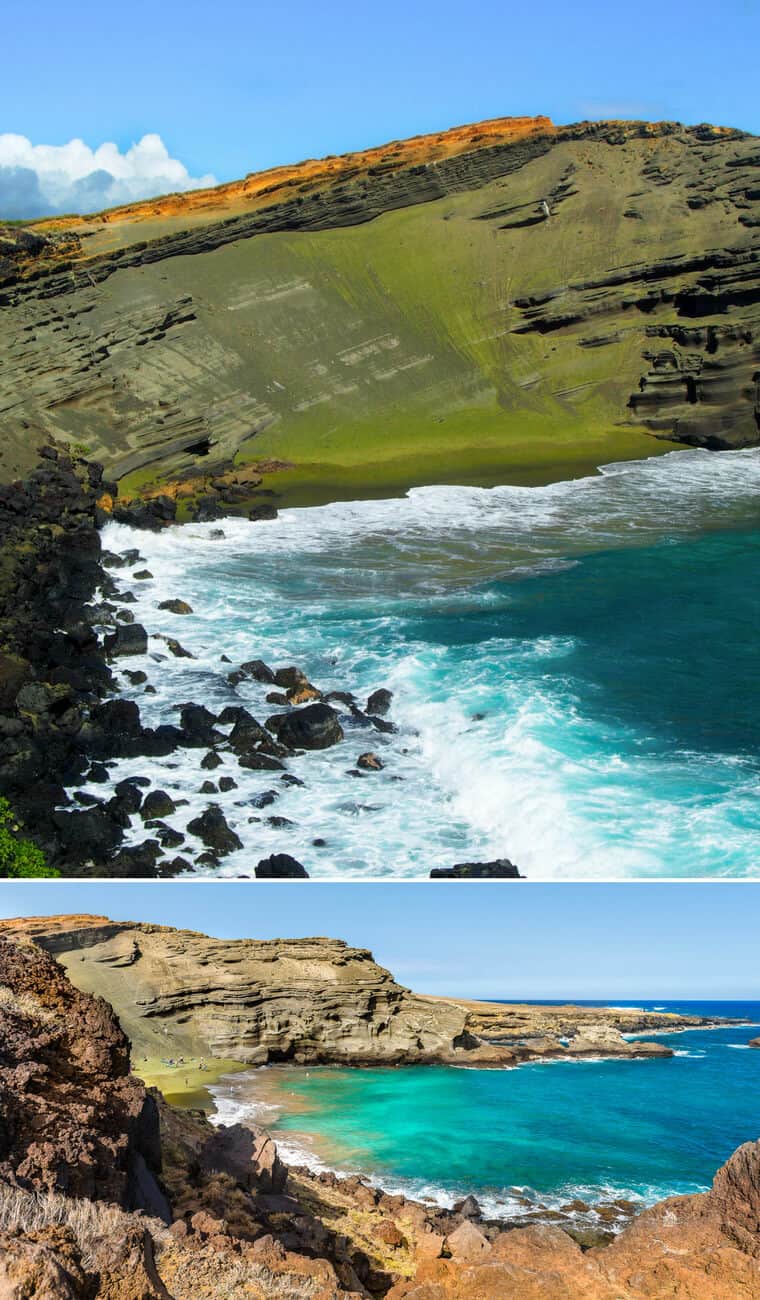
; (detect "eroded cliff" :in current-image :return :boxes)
[0,914,722,1068]
[1,117,758,503]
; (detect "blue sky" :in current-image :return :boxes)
[1,0,758,217]
[1,883,757,999]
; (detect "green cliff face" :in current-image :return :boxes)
[1,120,758,502]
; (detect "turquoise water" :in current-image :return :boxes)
[212,1001,760,1214]
[100,447,760,877]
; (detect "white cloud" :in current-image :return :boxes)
[0,133,217,219]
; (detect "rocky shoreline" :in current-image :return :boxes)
[0,445,527,878]
[0,927,758,1299]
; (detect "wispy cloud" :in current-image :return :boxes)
[573,99,668,123]
[0,133,216,220]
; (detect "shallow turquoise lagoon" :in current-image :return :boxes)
[211,1001,760,1215]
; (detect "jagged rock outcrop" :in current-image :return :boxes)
[0,445,119,868]
[0,934,166,1215]
[386,1142,760,1299]
[0,118,757,499]
[0,915,727,1070]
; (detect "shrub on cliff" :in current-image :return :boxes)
[0,799,58,877]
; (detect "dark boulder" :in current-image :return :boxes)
[273,666,310,691]
[136,723,184,756]
[123,669,147,685]
[0,653,30,710]
[238,752,285,772]
[255,853,308,879]
[250,790,279,808]
[141,790,177,820]
[227,659,276,687]
[179,703,221,747]
[52,806,123,859]
[227,711,279,763]
[186,804,243,856]
[111,495,177,530]
[104,624,148,657]
[248,502,278,522]
[367,688,393,716]
[266,703,344,750]
[158,636,195,659]
[357,752,384,771]
[111,779,144,815]
[430,859,524,879]
[158,598,193,615]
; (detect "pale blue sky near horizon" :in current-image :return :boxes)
[2,0,759,184]
[1,884,758,1000]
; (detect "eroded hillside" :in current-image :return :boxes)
[0,914,719,1070]
[1,116,758,504]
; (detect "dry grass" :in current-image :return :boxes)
[0,1183,169,1270]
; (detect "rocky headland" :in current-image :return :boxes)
[0,924,757,1299]
[0,914,738,1070]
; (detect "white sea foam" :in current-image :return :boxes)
[206,1069,703,1223]
[85,447,760,878]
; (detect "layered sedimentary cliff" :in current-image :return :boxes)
[0,914,721,1067]
[0,117,758,502]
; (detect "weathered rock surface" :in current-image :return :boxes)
[0,916,729,1073]
[266,702,345,750]
[387,1143,760,1298]
[0,934,166,1215]
[0,118,758,501]
[430,858,523,879]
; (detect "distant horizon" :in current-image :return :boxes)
[2,883,760,1000]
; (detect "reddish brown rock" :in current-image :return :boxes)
[0,935,167,1218]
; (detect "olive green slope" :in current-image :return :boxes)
[1,121,758,502]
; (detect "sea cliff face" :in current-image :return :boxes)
[0,117,758,501]
[0,925,758,1299]
[0,914,724,1068]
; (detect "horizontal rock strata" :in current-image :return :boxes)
[0,119,757,494]
[0,915,729,1069]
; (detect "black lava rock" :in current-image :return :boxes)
[255,853,308,879]
[266,703,344,750]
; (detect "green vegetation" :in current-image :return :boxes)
[0,797,59,878]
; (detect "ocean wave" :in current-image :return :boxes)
[91,446,760,879]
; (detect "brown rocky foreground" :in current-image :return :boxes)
[0,914,733,1069]
[0,925,758,1299]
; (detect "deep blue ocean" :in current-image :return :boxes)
[211,1000,760,1216]
[99,447,760,877]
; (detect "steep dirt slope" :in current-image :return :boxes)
[1,117,757,503]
